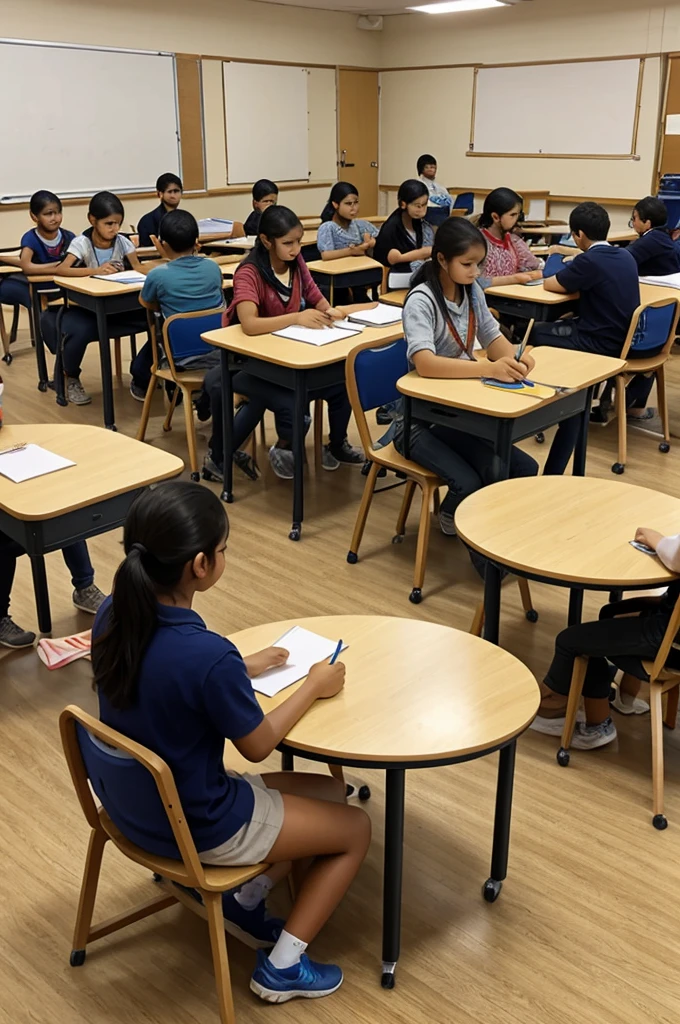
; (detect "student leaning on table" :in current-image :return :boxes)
[91,482,370,1002]
[531,528,680,750]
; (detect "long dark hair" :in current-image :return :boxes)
[241,204,304,290]
[374,179,429,265]
[92,482,228,710]
[321,181,359,222]
[478,187,523,230]
[405,217,488,324]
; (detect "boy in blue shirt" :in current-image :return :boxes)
[243,179,279,237]
[136,172,183,247]
[628,196,680,277]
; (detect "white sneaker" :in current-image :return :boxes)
[268,446,294,480]
[439,511,457,537]
[530,709,586,736]
[66,377,92,406]
[571,717,617,750]
[610,686,649,716]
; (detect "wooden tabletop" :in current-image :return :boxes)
[0,265,21,276]
[380,289,408,307]
[397,346,624,419]
[484,281,579,304]
[209,230,318,252]
[306,255,383,276]
[520,224,569,237]
[608,230,637,243]
[203,321,404,370]
[0,425,184,521]
[230,615,539,763]
[53,262,235,297]
[455,477,680,588]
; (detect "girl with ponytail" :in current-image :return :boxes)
[477,187,543,285]
[92,481,370,1003]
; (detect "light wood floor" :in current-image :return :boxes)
[2,317,680,1024]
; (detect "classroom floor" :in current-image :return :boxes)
[1,316,680,1024]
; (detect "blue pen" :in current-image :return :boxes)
[329,639,343,665]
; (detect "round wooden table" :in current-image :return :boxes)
[455,477,680,644]
[228,615,539,988]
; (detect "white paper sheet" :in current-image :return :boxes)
[0,444,75,483]
[640,273,680,290]
[348,303,403,327]
[93,270,146,284]
[273,325,362,346]
[198,218,234,235]
[251,626,348,697]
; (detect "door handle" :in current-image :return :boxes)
[370,162,378,168]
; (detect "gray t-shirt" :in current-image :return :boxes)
[317,219,378,252]
[403,280,500,367]
[67,232,135,268]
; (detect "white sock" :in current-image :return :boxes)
[234,873,274,911]
[268,929,308,970]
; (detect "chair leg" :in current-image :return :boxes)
[517,578,536,620]
[9,305,20,345]
[259,418,267,447]
[163,387,180,433]
[313,399,324,471]
[432,487,441,516]
[395,480,417,538]
[650,684,667,827]
[181,386,200,480]
[559,656,589,756]
[664,685,679,730]
[615,375,627,472]
[347,461,380,559]
[71,828,108,956]
[136,376,158,442]
[204,891,237,1024]
[411,482,434,602]
[656,363,670,444]
[470,602,485,638]
[328,763,346,787]
[114,338,122,381]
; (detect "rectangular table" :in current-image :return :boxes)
[306,255,383,305]
[0,424,183,632]
[484,281,579,323]
[202,322,404,540]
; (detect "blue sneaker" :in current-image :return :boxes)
[249,949,343,1003]
[222,892,284,950]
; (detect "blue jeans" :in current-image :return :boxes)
[41,307,148,379]
[0,533,94,618]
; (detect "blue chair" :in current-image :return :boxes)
[542,253,569,278]
[452,191,474,215]
[611,297,680,474]
[60,705,267,1023]
[424,206,451,228]
[136,306,225,481]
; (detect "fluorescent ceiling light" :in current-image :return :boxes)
[408,0,506,13]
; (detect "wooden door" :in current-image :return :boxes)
[337,70,379,214]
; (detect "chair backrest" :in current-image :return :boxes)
[649,590,680,682]
[622,297,680,359]
[453,191,474,214]
[149,234,166,259]
[59,704,209,887]
[425,207,450,229]
[162,307,225,369]
[346,337,408,454]
[542,252,568,278]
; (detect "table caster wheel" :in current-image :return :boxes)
[482,878,502,903]
[381,971,395,989]
[346,784,355,798]
[56,396,68,408]
[653,814,668,830]
[611,462,625,475]
[358,785,371,801]
[392,534,404,545]
[70,949,86,967]
[347,551,358,564]
[289,525,301,542]
[152,872,164,883]
[557,747,570,767]
[409,587,422,604]
[535,432,545,444]
[2,353,12,365]
[190,471,200,482]
[361,460,371,476]
[660,442,670,454]
[525,609,539,623]
[220,490,234,504]
[38,380,48,393]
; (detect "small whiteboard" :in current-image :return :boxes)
[224,62,309,184]
[470,59,642,157]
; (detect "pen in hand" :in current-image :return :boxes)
[329,639,343,665]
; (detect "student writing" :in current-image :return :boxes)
[317,182,378,301]
[136,172,183,247]
[373,179,434,287]
[627,196,680,277]
[478,188,543,286]
[91,482,371,1003]
[244,179,279,237]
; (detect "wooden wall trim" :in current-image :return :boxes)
[176,55,206,191]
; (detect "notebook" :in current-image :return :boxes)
[198,218,235,234]
[273,325,362,346]
[348,303,403,327]
[640,273,680,290]
[0,444,75,483]
[93,270,146,285]
[251,626,348,698]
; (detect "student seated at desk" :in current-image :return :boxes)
[131,210,224,401]
[53,191,148,406]
[373,180,434,288]
[478,188,543,286]
[393,218,538,543]
[417,153,453,215]
[627,196,680,277]
[136,172,183,247]
[317,182,378,302]
[202,205,367,483]
[92,482,370,1002]
[531,527,680,749]
[244,179,279,237]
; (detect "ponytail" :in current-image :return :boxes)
[320,181,359,223]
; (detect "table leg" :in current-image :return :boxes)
[95,302,116,431]
[29,555,51,634]
[568,589,584,626]
[482,563,502,645]
[492,419,513,483]
[572,385,594,477]
[219,348,234,504]
[281,751,294,771]
[482,740,516,904]
[329,280,334,307]
[381,768,405,989]
[31,284,49,392]
[402,397,412,460]
[289,370,306,542]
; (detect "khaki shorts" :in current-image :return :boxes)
[199,773,284,867]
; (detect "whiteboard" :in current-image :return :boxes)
[471,59,642,156]
[0,40,180,202]
[223,62,309,184]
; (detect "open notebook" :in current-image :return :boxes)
[273,324,362,346]
[347,303,403,327]
[93,270,146,284]
[250,626,348,697]
[640,273,680,290]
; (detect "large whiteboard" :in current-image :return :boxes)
[223,62,309,184]
[0,40,180,202]
[471,59,642,157]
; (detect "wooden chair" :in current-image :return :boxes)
[469,579,538,636]
[60,705,266,1024]
[556,592,680,830]
[136,306,225,481]
[610,296,680,475]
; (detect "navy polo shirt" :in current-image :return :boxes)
[93,598,264,857]
[137,203,170,247]
[555,243,640,355]
[627,228,680,277]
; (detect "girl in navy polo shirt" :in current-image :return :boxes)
[92,482,370,1004]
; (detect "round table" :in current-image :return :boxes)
[228,615,539,988]
[455,477,680,644]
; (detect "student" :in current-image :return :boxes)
[532,202,642,472]
[417,154,453,213]
[394,217,538,542]
[202,206,366,482]
[244,179,279,237]
[531,525,680,749]
[627,196,680,277]
[136,173,183,247]
[373,179,435,287]
[130,210,225,400]
[91,482,371,1002]
[478,188,543,285]
[54,192,148,406]
[317,182,378,302]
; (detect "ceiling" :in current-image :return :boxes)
[252,0,534,17]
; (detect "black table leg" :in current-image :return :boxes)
[483,563,502,645]
[492,419,513,483]
[29,555,51,634]
[289,370,306,541]
[95,302,116,430]
[219,348,234,504]
[281,751,294,771]
[572,385,594,477]
[381,768,405,989]
[402,397,412,460]
[483,740,516,903]
[30,284,49,391]
[568,588,584,626]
